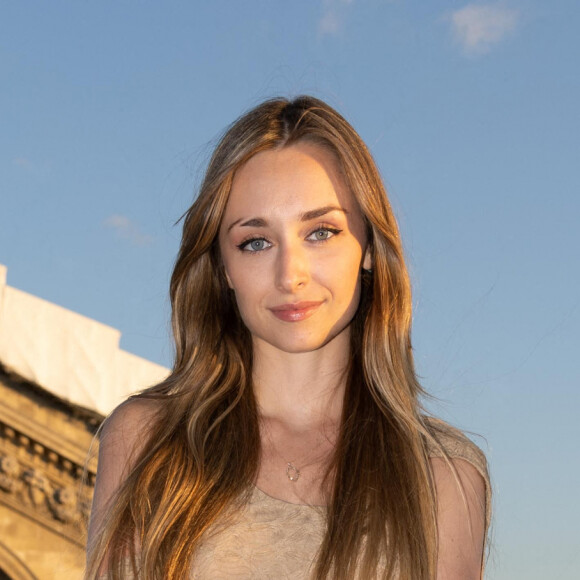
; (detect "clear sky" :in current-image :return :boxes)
[2,1,579,578]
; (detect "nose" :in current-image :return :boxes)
[275,241,310,293]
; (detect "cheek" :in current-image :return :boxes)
[220,247,245,291]
[229,287,267,338]
[321,248,363,294]
[224,262,267,319]
[224,258,261,293]
[336,259,365,318]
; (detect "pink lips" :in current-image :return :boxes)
[269,301,324,322]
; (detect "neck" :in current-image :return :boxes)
[252,334,350,431]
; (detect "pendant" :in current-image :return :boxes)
[286,462,300,482]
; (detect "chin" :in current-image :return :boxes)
[252,328,347,355]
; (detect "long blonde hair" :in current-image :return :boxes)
[86,96,441,579]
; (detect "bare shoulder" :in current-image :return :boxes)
[424,417,490,507]
[96,397,165,491]
[87,397,164,551]
[431,457,486,579]
[424,417,490,579]
[100,397,162,452]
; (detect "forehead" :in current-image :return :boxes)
[223,142,357,219]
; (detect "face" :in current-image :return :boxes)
[218,141,372,356]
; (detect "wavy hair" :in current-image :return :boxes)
[86,96,442,579]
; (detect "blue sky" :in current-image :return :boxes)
[2,1,579,578]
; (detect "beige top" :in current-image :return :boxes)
[190,421,490,579]
[102,421,490,579]
[192,486,326,579]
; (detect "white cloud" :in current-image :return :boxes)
[319,10,341,36]
[451,3,519,55]
[103,214,153,246]
[318,0,355,37]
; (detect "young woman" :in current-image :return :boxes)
[86,96,490,579]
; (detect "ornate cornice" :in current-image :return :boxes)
[0,402,97,547]
[0,400,98,472]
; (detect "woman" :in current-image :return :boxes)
[86,96,490,579]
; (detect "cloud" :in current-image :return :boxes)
[318,0,355,37]
[450,3,519,55]
[319,10,341,36]
[13,157,34,168]
[103,214,153,246]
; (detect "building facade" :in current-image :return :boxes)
[0,368,99,579]
[0,265,169,579]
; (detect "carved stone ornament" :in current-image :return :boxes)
[51,486,78,523]
[0,452,89,529]
[23,467,51,507]
[0,454,21,493]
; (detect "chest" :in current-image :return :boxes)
[257,423,336,505]
[192,487,326,579]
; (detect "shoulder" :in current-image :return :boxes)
[100,397,162,449]
[95,395,164,484]
[424,417,491,578]
[424,416,489,490]
[96,396,166,487]
[424,416,491,527]
[88,397,164,550]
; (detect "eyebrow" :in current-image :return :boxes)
[226,205,348,233]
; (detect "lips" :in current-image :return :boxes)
[269,301,324,322]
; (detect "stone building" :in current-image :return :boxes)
[0,265,168,579]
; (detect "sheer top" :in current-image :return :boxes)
[190,420,490,579]
[99,420,490,579]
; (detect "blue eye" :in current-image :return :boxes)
[307,227,341,242]
[238,238,271,252]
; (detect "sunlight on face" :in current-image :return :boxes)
[218,142,371,356]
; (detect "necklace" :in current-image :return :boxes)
[286,462,301,482]
[262,426,333,484]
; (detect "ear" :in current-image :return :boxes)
[224,269,234,290]
[363,246,373,271]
